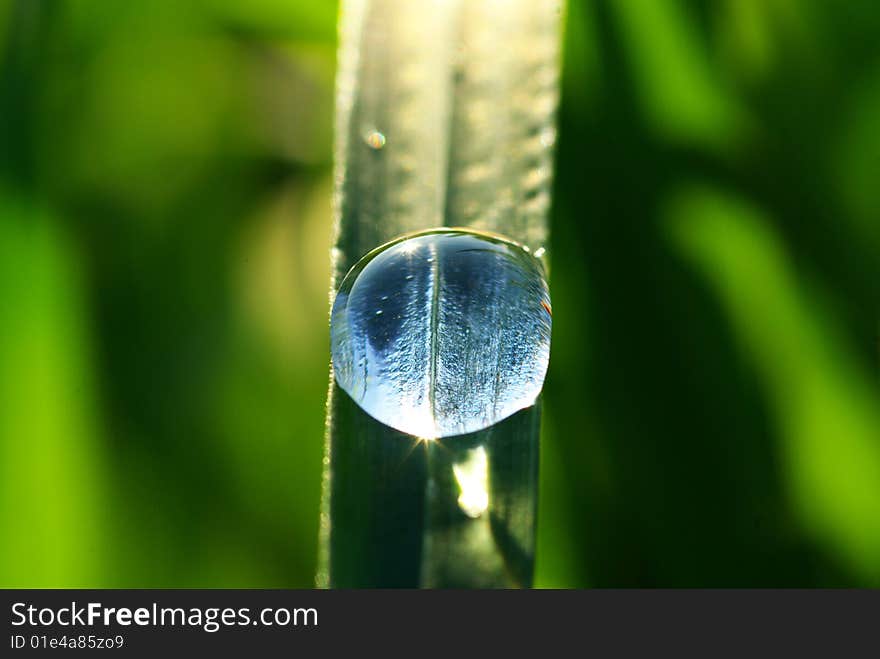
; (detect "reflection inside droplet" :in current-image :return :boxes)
[330,228,551,438]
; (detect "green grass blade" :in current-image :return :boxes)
[319,0,561,588]
[0,195,106,587]
[330,0,457,282]
[443,1,560,249]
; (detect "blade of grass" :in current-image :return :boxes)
[319,0,561,588]
[0,195,106,587]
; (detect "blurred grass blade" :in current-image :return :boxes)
[0,195,106,587]
[320,0,562,587]
[667,184,880,583]
[610,0,744,149]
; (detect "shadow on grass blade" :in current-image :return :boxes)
[324,385,540,588]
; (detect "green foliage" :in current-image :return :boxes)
[539,0,880,587]
[0,196,105,586]
[668,185,880,581]
[1,0,879,587]
[0,0,337,587]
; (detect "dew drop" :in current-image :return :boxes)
[330,228,551,439]
[539,127,556,148]
[364,130,386,150]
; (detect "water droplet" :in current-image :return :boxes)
[539,127,556,148]
[330,228,551,438]
[533,246,546,259]
[364,130,386,150]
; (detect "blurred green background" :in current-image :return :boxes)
[1,0,879,587]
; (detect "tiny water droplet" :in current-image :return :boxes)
[539,127,556,148]
[364,130,386,150]
[533,246,546,259]
[330,228,551,438]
